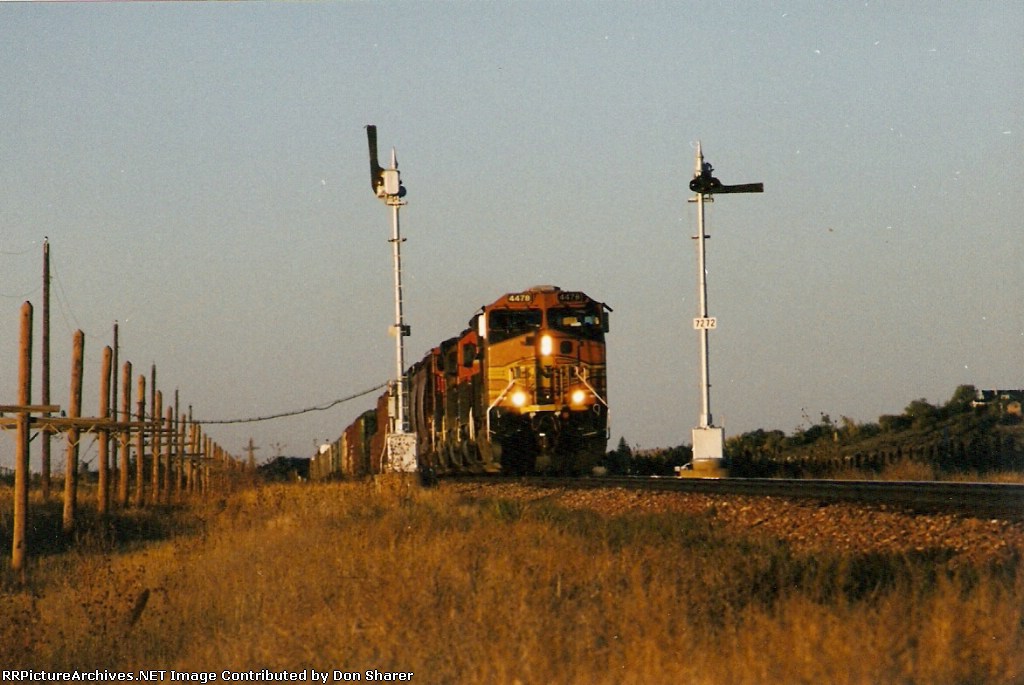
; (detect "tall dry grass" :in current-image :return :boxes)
[1,481,1022,684]
[827,458,1024,483]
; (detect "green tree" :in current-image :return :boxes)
[904,398,940,430]
[839,415,860,440]
[605,436,633,475]
[945,384,977,415]
[879,414,912,432]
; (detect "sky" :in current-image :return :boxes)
[1,2,1021,468]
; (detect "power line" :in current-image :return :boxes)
[0,241,40,298]
[0,245,37,256]
[196,383,388,425]
[49,258,87,336]
[0,285,40,299]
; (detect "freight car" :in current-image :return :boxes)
[311,285,610,479]
[311,409,378,481]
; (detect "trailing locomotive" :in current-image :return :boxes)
[311,285,610,479]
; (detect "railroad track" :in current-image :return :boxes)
[447,475,1024,521]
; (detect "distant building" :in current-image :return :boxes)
[973,389,1024,416]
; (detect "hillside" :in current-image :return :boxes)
[729,385,1024,479]
[610,385,1024,479]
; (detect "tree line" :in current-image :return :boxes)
[605,385,1023,478]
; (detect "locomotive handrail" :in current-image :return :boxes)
[485,376,519,437]
[573,366,608,408]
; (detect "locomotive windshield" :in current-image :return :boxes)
[547,307,605,341]
[488,309,543,343]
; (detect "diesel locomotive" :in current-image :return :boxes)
[311,285,610,479]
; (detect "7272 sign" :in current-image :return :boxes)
[693,317,717,330]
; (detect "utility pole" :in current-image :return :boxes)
[41,239,52,498]
[244,438,259,470]
[685,142,763,477]
[111,322,118,497]
[365,125,417,474]
[12,302,32,573]
[63,330,84,532]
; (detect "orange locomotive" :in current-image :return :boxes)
[411,285,611,476]
[312,285,611,479]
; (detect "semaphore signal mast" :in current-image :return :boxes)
[684,142,763,477]
[365,125,417,474]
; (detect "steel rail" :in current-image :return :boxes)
[448,475,1024,521]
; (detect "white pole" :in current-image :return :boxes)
[388,170,407,433]
[694,143,713,429]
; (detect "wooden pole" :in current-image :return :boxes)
[177,411,186,498]
[41,240,51,499]
[188,406,195,493]
[247,438,258,470]
[12,302,33,573]
[118,361,132,508]
[163,406,172,504]
[110,323,118,496]
[135,374,146,507]
[187,422,198,493]
[62,330,84,534]
[151,390,162,505]
[97,346,112,515]
[204,435,211,493]
[173,390,180,498]
[150,365,158,503]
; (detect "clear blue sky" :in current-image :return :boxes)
[1,2,1021,467]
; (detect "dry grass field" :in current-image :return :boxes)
[1,479,1022,684]
[827,458,1024,483]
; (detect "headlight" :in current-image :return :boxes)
[540,334,553,356]
[511,390,528,407]
[571,389,587,406]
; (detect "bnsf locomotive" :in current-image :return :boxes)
[311,285,610,479]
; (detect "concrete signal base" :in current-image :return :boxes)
[678,459,729,479]
[681,426,729,478]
